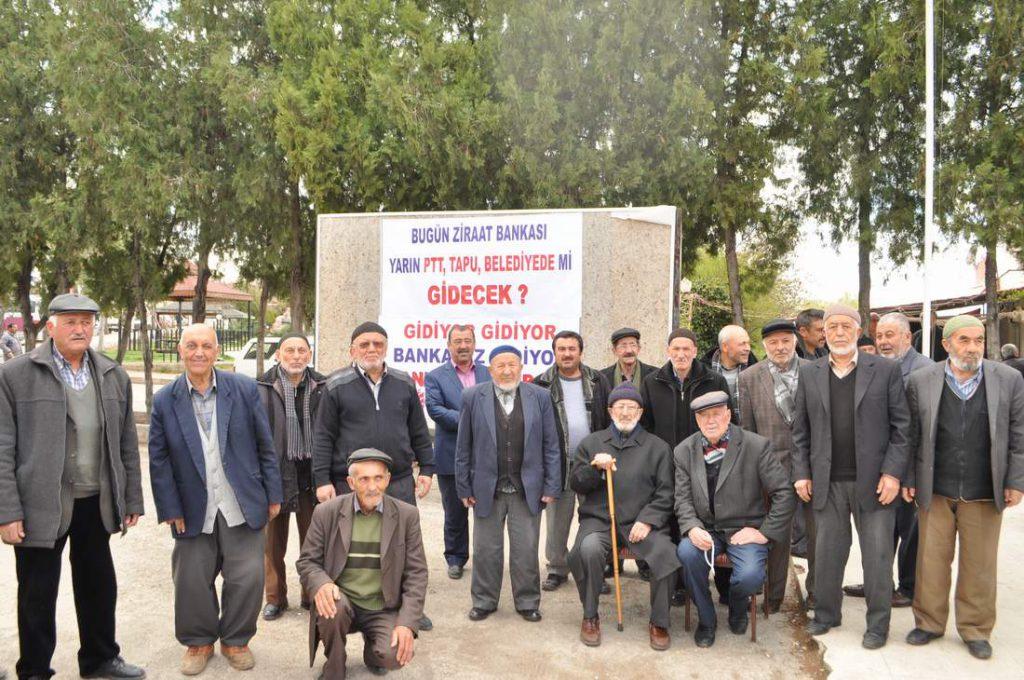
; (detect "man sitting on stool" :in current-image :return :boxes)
[567,384,677,650]
[675,391,795,647]
[297,449,427,680]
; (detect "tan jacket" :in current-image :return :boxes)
[296,492,428,665]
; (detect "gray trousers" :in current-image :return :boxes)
[471,491,542,611]
[568,530,672,628]
[767,497,816,607]
[172,512,266,647]
[544,490,577,577]
[813,480,895,634]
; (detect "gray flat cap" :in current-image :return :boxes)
[691,390,730,413]
[48,293,99,316]
[347,448,393,470]
[610,327,641,345]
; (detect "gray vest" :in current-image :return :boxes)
[65,381,103,499]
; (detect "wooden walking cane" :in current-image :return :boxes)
[606,465,624,632]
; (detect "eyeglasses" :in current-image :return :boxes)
[610,404,641,414]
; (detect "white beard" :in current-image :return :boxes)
[613,418,637,434]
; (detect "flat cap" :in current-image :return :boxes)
[610,327,641,345]
[347,448,393,470]
[48,293,99,316]
[942,314,984,340]
[489,344,522,361]
[691,390,730,413]
[824,304,861,327]
[351,321,388,342]
[856,335,876,348]
[608,383,643,408]
[761,317,797,338]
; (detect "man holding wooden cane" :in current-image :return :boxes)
[567,384,677,650]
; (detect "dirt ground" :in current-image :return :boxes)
[1,436,826,679]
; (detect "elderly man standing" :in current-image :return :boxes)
[297,449,427,679]
[600,327,658,388]
[1,321,23,361]
[795,309,828,360]
[424,324,490,580]
[567,384,676,649]
[313,321,435,630]
[256,332,328,621]
[843,313,933,607]
[710,325,755,421]
[738,318,810,613]
[675,391,795,647]
[534,330,610,592]
[149,324,283,675]
[0,294,145,680]
[792,305,910,650]
[456,346,561,622]
[902,316,1024,660]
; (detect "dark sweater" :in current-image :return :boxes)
[934,382,993,501]
[494,389,526,494]
[829,368,857,482]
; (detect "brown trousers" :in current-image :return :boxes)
[767,495,816,609]
[913,495,1002,641]
[264,489,316,606]
[318,594,402,680]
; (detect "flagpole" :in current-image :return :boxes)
[922,0,935,357]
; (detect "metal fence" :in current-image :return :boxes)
[128,328,250,357]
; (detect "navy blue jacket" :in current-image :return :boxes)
[424,362,491,476]
[148,369,283,539]
[455,381,561,518]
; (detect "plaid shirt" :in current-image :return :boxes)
[186,372,218,437]
[944,361,983,401]
[52,344,91,392]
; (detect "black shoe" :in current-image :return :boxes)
[891,591,912,608]
[966,640,992,660]
[262,603,286,621]
[806,620,834,636]
[842,584,866,598]
[728,613,749,635]
[906,628,943,646]
[694,624,716,648]
[542,574,567,591]
[448,564,464,580]
[862,631,887,650]
[468,607,495,621]
[300,601,311,611]
[418,615,433,631]
[603,563,613,578]
[82,656,146,679]
[671,588,687,607]
[517,609,542,622]
[600,580,611,595]
[637,561,652,582]
[367,665,388,676]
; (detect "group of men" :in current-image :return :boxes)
[1,295,1022,680]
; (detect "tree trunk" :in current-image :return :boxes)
[192,243,213,323]
[857,193,873,331]
[984,239,1000,359]
[256,279,271,377]
[116,307,134,364]
[289,181,306,334]
[724,224,744,325]
[17,252,39,350]
[132,231,154,413]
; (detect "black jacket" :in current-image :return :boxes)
[533,363,611,489]
[640,359,731,449]
[257,366,328,512]
[312,365,434,487]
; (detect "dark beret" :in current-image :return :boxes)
[608,383,643,408]
[279,331,311,348]
[351,322,388,342]
[761,318,797,338]
[48,293,99,316]
[610,327,641,345]
[347,448,393,470]
[489,345,522,361]
[667,327,698,345]
[691,390,730,413]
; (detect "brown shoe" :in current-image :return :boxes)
[181,645,214,676]
[221,644,255,671]
[892,591,913,608]
[649,623,670,651]
[580,617,601,647]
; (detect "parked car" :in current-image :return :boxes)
[230,336,314,377]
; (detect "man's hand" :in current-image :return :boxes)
[688,526,713,551]
[1,520,25,545]
[540,495,555,505]
[902,487,916,504]
[590,453,617,472]
[628,521,651,544]
[794,479,813,503]
[316,484,336,503]
[268,503,281,522]
[391,625,415,666]
[315,583,342,619]
[416,475,433,499]
[730,527,768,546]
[461,497,476,509]
[123,514,141,529]
[1006,488,1023,508]
[876,474,900,505]
[165,518,186,535]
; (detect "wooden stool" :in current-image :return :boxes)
[683,552,768,642]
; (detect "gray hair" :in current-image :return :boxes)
[877,312,912,335]
[1000,343,1019,360]
[717,324,748,347]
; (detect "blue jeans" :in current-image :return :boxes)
[677,532,768,628]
